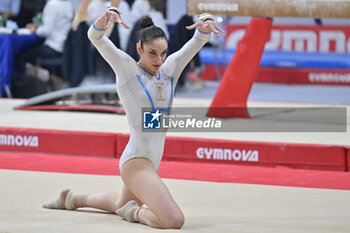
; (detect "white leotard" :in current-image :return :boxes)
[88,24,210,171]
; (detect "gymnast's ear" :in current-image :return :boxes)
[136,42,142,55]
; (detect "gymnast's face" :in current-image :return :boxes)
[137,38,168,76]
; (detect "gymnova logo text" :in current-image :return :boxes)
[309,73,350,83]
[196,147,259,162]
[197,3,239,12]
[0,134,39,147]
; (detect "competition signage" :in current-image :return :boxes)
[187,0,350,18]
[0,127,348,170]
[0,134,39,147]
[226,25,350,53]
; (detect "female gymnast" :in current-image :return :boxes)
[43,6,224,229]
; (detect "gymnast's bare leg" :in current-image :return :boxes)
[117,158,185,229]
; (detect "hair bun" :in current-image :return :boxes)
[139,16,154,29]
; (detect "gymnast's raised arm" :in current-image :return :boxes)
[163,14,224,81]
[87,7,131,80]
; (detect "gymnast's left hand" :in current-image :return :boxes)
[186,16,225,38]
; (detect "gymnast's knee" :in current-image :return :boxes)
[163,210,185,229]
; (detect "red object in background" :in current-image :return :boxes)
[0,127,116,157]
[115,133,129,158]
[200,24,350,85]
[201,65,350,85]
[225,25,350,53]
[15,105,126,114]
[163,136,346,171]
[1,127,348,171]
[256,67,350,85]
[207,18,273,118]
[1,151,350,190]
[347,148,350,171]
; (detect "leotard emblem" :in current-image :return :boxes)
[154,82,165,101]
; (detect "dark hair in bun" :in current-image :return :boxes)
[138,16,167,47]
[139,16,154,29]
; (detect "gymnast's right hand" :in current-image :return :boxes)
[94,7,130,30]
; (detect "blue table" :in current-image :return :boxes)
[0,33,43,97]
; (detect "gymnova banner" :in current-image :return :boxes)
[226,25,350,53]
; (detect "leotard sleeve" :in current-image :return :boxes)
[88,23,136,85]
